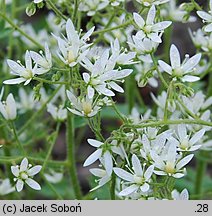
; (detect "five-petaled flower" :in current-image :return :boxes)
[11,158,42,192]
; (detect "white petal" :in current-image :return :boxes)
[83,149,102,167]
[176,154,194,170]
[113,168,134,182]
[16,179,24,192]
[140,182,150,192]
[205,23,212,32]
[182,53,201,72]
[3,78,26,85]
[152,21,172,31]
[119,184,139,196]
[177,124,187,141]
[149,33,162,43]
[173,173,185,178]
[182,75,200,82]
[197,11,212,21]
[90,168,106,178]
[144,165,154,180]
[133,13,145,28]
[82,73,90,83]
[25,178,41,190]
[7,59,25,74]
[27,165,42,176]
[11,166,19,177]
[20,158,28,172]
[189,129,205,145]
[87,85,95,99]
[170,44,181,69]
[146,5,156,25]
[108,81,124,93]
[180,189,189,200]
[158,60,172,74]
[87,139,103,147]
[95,85,115,97]
[132,154,143,176]
[103,151,113,175]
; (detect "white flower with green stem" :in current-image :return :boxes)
[169,124,205,152]
[66,90,101,117]
[4,51,46,85]
[158,44,202,82]
[54,18,95,67]
[11,158,42,192]
[152,143,194,178]
[133,6,172,43]
[114,154,154,196]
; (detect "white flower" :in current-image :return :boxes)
[44,170,63,184]
[79,0,109,16]
[152,144,194,178]
[83,139,113,169]
[133,6,172,43]
[47,103,67,121]
[11,158,42,192]
[54,19,95,67]
[136,0,169,7]
[0,179,15,195]
[110,39,136,65]
[169,125,205,152]
[129,37,159,63]
[171,188,189,200]
[114,154,154,196]
[158,44,201,82]
[197,0,212,32]
[4,51,41,85]
[0,93,17,120]
[82,49,133,98]
[66,90,101,117]
[30,43,52,73]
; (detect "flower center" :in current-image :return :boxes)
[173,67,183,77]
[165,162,175,174]
[82,102,92,115]
[67,50,75,64]
[143,25,152,34]
[22,69,33,79]
[179,138,189,150]
[90,78,101,86]
[20,172,28,180]
[133,175,145,184]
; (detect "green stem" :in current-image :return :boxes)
[151,53,168,89]
[110,173,116,200]
[66,112,82,199]
[111,103,126,123]
[33,76,69,85]
[92,19,133,36]
[125,119,212,130]
[195,152,207,198]
[11,121,26,156]
[42,123,61,172]
[45,0,68,20]
[65,69,82,199]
